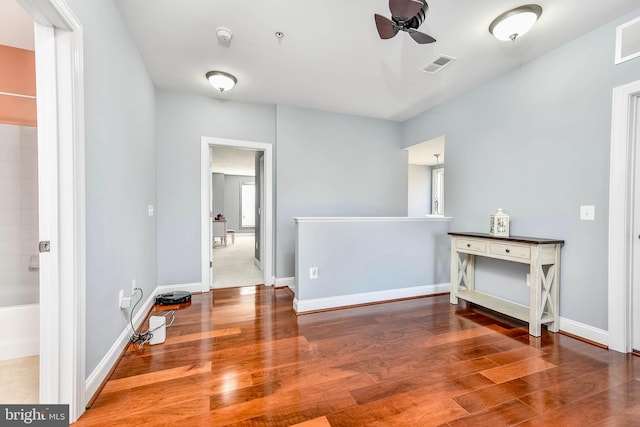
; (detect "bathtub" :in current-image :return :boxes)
[0,304,39,361]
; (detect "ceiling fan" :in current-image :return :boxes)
[374,0,436,44]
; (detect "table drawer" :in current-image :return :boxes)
[490,242,531,260]
[456,238,487,253]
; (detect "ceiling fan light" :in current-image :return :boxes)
[489,4,542,41]
[206,71,237,92]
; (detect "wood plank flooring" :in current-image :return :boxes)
[73,286,640,426]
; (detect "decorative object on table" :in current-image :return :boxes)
[490,208,510,237]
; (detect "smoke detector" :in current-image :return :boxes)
[216,27,232,47]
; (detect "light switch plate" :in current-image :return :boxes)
[580,205,595,221]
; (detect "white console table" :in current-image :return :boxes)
[449,232,564,337]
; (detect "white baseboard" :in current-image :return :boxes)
[294,283,450,314]
[156,282,202,294]
[559,317,608,347]
[0,304,39,361]
[84,286,157,404]
[274,276,295,291]
[85,282,205,403]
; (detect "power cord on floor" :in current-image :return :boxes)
[129,287,176,349]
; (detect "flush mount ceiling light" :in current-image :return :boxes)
[489,4,542,41]
[206,71,237,92]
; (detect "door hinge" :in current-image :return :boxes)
[210,261,213,268]
[39,241,51,253]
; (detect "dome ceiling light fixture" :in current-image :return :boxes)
[489,4,542,42]
[206,70,237,92]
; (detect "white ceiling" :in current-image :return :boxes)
[115,0,640,121]
[4,0,639,171]
[4,1,639,121]
[210,146,257,177]
[0,0,34,50]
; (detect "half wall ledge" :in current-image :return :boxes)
[293,216,452,313]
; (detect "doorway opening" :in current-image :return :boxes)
[0,1,39,404]
[201,137,273,293]
[405,135,445,217]
[209,146,263,289]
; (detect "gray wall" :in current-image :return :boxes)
[296,219,451,302]
[68,1,640,378]
[155,90,275,286]
[156,95,408,285]
[66,0,157,374]
[403,8,640,331]
[276,105,406,278]
[408,164,431,216]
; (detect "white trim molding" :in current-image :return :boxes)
[274,277,295,290]
[608,79,640,353]
[293,283,450,314]
[156,282,202,294]
[85,286,156,403]
[294,216,453,223]
[559,317,608,347]
[19,0,87,421]
[85,282,202,401]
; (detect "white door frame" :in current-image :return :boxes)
[19,0,86,421]
[608,79,640,353]
[201,137,274,291]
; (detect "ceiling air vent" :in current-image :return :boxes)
[420,55,456,74]
[615,15,640,64]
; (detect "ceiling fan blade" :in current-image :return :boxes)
[374,14,398,39]
[408,29,436,44]
[389,0,423,20]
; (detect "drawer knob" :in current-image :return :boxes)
[467,244,471,248]
[505,249,510,253]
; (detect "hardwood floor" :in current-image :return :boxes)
[73,286,640,426]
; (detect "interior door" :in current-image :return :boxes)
[209,175,214,287]
[260,156,265,266]
[634,98,640,352]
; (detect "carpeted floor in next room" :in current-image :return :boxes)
[212,233,264,288]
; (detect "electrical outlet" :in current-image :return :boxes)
[309,266,319,279]
[131,279,137,294]
[119,289,131,309]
